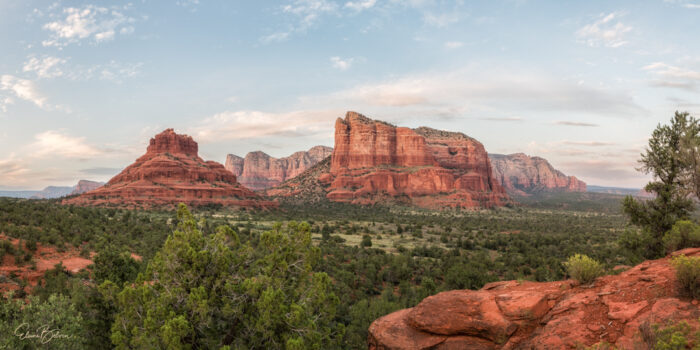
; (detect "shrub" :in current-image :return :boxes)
[670,254,700,299]
[563,254,604,284]
[24,239,37,252]
[639,319,699,350]
[361,235,372,247]
[663,220,700,253]
[584,341,619,350]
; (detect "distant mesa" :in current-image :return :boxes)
[30,186,73,199]
[489,153,586,196]
[225,146,332,191]
[70,180,105,196]
[24,179,106,199]
[587,185,652,198]
[63,128,277,209]
[271,111,509,209]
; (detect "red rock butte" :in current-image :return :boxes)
[225,146,333,191]
[63,129,277,209]
[489,153,587,196]
[322,111,508,209]
[368,248,700,349]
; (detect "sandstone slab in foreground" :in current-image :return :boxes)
[368,248,700,349]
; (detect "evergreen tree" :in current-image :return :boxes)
[110,204,341,349]
[0,293,88,349]
[623,111,696,257]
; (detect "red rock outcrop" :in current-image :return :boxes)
[368,248,700,349]
[322,111,508,209]
[489,153,587,196]
[225,146,332,190]
[63,129,276,209]
[70,179,105,195]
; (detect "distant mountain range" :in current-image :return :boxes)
[587,185,652,197]
[0,180,104,199]
[0,190,41,199]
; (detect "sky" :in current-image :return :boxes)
[1,0,699,190]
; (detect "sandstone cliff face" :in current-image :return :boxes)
[224,154,244,179]
[225,146,332,190]
[70,180,105,195]
[63,129,276,209]
[324,111,508,209]
[368,248,700,350]
[489,153,586,196]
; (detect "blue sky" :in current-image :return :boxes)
[1,0,699,189]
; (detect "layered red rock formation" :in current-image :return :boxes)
[63,129,276,208]
[322,111,508,209]
[225,146,332,190]
[368,248,700,349]
[489,153,586,196]
[265,156,332,204]
[70,180,105,195]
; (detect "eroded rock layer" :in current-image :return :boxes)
[225,146,332,190]
[324,111,508,209]
[489,153,586,196]
[368,248,700,349]
[63,129,276,208]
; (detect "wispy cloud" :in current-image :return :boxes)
[554,121,599,127]
[96,61,143,83]
[643,62,700,91]
[0,156,29,180]
[423,12,461,27]
[191,109,342,142]
[0,96,12,113]
[30,130,104,159]
[668,97,700,108]
[283,0,337,25]
[261,32,291,43]
[562,140,616,146]
[576,12,632,48]
[0,75,47,109]
[57,61,144,83]
[313,68,645,117]
[80,167,122,175]
[663,0,700,9]
[23,56,66,79]
[479,116,523,122]
[345,0,377,11]
[41,4,136,47]
[176,0,200,11]
[261,0,338,43]
[330,56,355,70]
[560,159,640,181]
